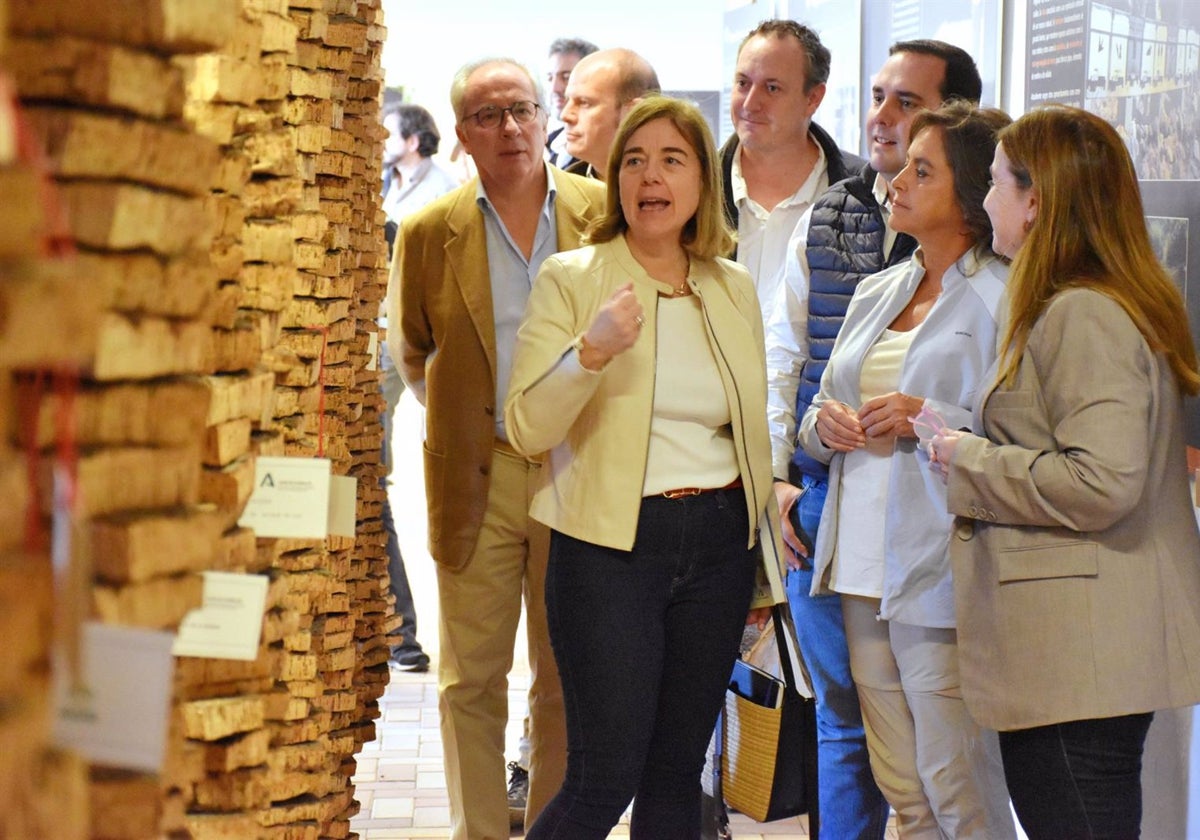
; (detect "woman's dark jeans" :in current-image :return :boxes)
[999,712,1154,840]
[526,487,758,840]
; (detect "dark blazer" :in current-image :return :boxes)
[386,169,605,569]
[947,288,1200,730]
[546,125,576,169]
[563,158,598,179]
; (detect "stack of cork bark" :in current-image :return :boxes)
[1,0,234,836]
[0,0,95,826]
[0,0,394,835]
[181,0,394,836]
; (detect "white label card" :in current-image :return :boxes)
[172,571,269,661]
[328,474,357,537]
[366,331,379,372]
[53,622,175,773]
[239,456,332,538]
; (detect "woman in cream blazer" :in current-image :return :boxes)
[931,106,1200,839]
[505,97,784,840]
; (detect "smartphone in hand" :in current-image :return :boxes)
[787,500,815,559]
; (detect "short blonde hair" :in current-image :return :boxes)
[585,96,734,260]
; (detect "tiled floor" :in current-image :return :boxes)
[347,393,894,840]
[349,669,451,838]
[349,664,862,840]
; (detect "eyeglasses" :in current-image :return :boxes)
[463,100,541,129]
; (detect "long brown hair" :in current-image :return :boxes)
[996,106,1199,395]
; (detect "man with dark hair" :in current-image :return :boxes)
[714,23,862,838]
[765,39,982,840]
[388,58,604,839]
[720,19,863,325]
[889,38,983,103]
[382,103,459,228]
[545,37,599,168]
[378,102,460,681]
[559,47,659,179]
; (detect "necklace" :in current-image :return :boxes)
[666,260,691,297]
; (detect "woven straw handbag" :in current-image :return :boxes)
[721,603,817,823]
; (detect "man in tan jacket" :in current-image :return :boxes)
[386,57,604,840]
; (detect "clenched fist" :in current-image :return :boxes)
[579,283,645,371]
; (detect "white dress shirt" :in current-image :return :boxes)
[730,136,830,325]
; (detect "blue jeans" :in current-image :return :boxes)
[787,476,889,840]
[528,488,758,840]
[999,712,1153,840]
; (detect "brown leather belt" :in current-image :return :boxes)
[493,438,542,465]
[658,476,743,499]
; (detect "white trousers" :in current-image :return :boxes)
[841,595,1015,840]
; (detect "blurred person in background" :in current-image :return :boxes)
[379,101,460,675]
[545,37,599,169]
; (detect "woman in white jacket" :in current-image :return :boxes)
[505,96,784,840]
[798,102,1015,839]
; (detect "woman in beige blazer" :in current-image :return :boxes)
[506,96,784,839]
[930,106,1200,839]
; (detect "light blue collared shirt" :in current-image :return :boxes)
[477,164,560,441]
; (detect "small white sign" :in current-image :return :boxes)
[366,331,379,372]
[172,571,269,661]
[328,474,358,537]
[239,456,332,538]
[53,622,175,773]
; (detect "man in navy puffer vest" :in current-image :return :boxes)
[765,39,982,840]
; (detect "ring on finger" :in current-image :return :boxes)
[634,314,645,327]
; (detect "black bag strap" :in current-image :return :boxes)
[756,507,814,697]
[770,602,814,697]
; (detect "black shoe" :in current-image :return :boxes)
[507,761,528,828]
[389,650,430,673]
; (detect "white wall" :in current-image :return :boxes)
[380,0,725,149]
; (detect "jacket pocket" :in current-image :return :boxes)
[997,540,1098,582]
[422,443,447,547]
[985,388,1036,410]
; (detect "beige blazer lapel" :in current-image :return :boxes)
[444,184,498,384]
[444,169,596,387]
[551,168,594,251]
